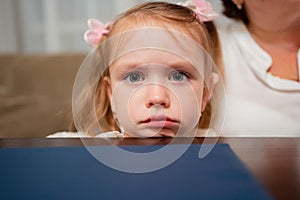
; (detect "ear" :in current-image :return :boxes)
[201,73,219,112]
[104,76,112,102]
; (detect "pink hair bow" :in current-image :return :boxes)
[178,0,219,22]
[84,18,110,47]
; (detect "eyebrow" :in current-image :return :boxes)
[167,60,195,69]
[112,59,141,70]
[167,60,199,75]
[114,59,195,70]
[110,59,140,78]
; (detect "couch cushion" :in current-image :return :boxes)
[0,54,85,138]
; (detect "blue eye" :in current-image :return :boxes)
[169,71,188,82]
[125,72,144,83]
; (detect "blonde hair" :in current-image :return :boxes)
[73,2,222,135]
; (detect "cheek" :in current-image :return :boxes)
[171,83,202,127]
[110,84,129,117]
[174,81,203,109]
[127,92,145,120]
[110,83,145,122]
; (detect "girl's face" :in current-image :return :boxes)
[106,49,207,137]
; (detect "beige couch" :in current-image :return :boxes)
[0,54,85,138]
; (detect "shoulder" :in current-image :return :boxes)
[215,16,247,39]
[46,132,91,138]
[47,131,124,138]
[95,131,124,138]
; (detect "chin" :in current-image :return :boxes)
[151,128,177,137]
[125,128,177,138]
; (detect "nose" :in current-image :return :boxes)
[145,84,170,108]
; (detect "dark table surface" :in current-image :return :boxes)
[0,137,299,200]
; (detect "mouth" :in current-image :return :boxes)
[139,116,179,128]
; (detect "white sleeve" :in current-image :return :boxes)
[46,132,91,138]
[95,131,124,138]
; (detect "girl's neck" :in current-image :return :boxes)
[247,24,300,81]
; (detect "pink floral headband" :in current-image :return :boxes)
[177,0,219,22]
[84,0,219,47]
[83,19,110,47]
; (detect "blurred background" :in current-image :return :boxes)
[0,0,222,54]
[0,0,144,54]
[0,0,222,137]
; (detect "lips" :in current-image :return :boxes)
[139,116,179,128]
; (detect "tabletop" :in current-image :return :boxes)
[0,137,299,200]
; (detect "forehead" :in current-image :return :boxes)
[110,17,206,46]
[111,49,187,68]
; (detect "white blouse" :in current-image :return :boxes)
[47,131,124,138]
[216,17,300,137]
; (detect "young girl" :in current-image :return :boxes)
[49,0,223,138]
